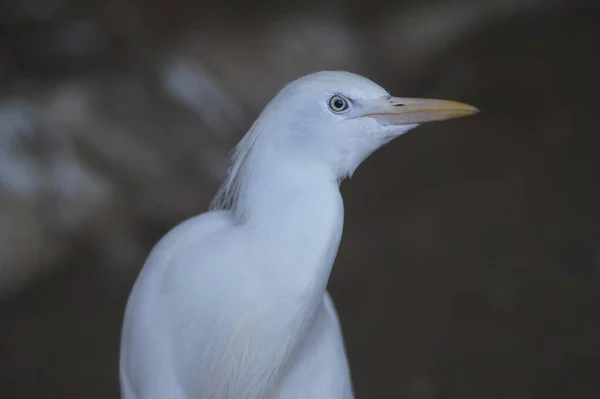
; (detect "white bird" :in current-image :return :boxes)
[119,71,478,399]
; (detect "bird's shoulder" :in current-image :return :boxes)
[149,209,232,259]
[132,210,234,286]
[135,209,262,300]
[156,210,234,252]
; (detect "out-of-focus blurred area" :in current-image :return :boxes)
[0,0,599,397]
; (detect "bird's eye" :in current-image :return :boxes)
[328,95,349,113]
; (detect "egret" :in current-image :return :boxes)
[119,71,478,399]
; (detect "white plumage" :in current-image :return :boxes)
[119,71,477,399]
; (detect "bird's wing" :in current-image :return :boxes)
[120,210,237,399]
[122,211,347,399]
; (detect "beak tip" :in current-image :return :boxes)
[453,102,480,118]
[466,106,480,117]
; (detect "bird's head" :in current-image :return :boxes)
[256,71,478,179]
[210,71,478,213]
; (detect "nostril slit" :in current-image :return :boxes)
[394,103,405,107]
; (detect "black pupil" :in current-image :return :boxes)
[334,99,344,109]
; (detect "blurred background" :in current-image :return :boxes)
[0,0,599,397]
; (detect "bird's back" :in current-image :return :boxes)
[119,209,353,399]
[119,210,234,399]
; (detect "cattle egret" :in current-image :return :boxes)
[119,71,478,399]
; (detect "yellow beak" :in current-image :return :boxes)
[361,96,479,125]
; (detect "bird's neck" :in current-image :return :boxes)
[234,142,344,307]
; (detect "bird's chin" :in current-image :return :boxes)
[379,123,420,139]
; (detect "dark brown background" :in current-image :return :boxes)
[0,0,599,398]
